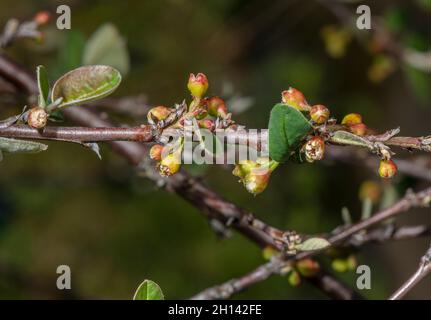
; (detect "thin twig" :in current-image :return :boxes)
[191,187,431,299]
[389,242,431,300]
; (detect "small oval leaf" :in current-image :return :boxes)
[330,130,370,148]
[133,280,164,300]
[295,237,330,251]
[0,137,48,154]
[52,65,121,108]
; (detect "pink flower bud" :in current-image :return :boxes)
[34,11,51,26]
[207,96,228,118]
[281,87,310,111]
[149,144,164,162]
[378,159,397,178]
[349,123,367,136]
[187,73,209,98]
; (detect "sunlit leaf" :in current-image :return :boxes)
[295,237,330,251]
[52,65,121,108]
[133,280,164,300]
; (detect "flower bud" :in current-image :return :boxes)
[34,11,51,26]
[198,119,214,130]
[149,144,164,162]
[310,104,330,124]
[349,123,367,136]
[378,159,397,178]
[147,106,171,123]
[158,150,182,177]
[304,136,325,162]
[187,73,208,98]
[341,113,362,126]
[207,96,228,118]
[281,87,310,111]
[296,259,320,277]
[359,180,381,204]
[27,106,48,129]
[233,158,277,195]
[287,270,301,287]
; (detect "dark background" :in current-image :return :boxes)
[0,0,430,299]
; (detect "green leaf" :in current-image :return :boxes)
[83,23,130,76]
[268,104,312,162]
[133,280,164,300]
[52,65,122,108]
[0,137,48,158]
[36,65,50,107]
[295,237,330,252]
[284,105,313,151]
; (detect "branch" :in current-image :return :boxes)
[0,124,154,143]
[389,242,431,300]
[191,186,431,299]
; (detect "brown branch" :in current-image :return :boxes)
[0,124,154,143]
[389,242,431,300]
[191,186,431,299]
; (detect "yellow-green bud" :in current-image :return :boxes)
[187,73,209,98]
[310,104,330,124]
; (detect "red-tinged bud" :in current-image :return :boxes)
[378,159,397,178]
[207,96,228,118]
[310,104,330,124]
[149,144,164,162]
[187,73,208,98]
[349,123,367,136]
[288,270,301,287]
[27,106,48,129]
[233,158,278,195]
[158,150,182,177]
[296,259,320,277]
[304,136,325,162]
[359,180,381,204]
[198,119,214,130]
[34,10,51,26]
[341,113,362,126]
[281,87,310,111]
[147,106,171,123]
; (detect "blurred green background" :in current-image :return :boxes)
[0,0,431,299]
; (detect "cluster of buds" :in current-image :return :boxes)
[341,113,367,136]
[146,73,233,178]
[232,157,279,195]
